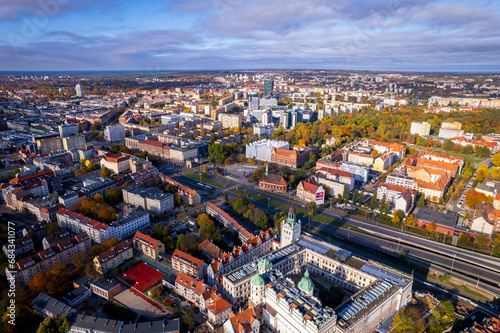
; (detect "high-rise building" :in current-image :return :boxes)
[410,122,431,136]
[75,84,83,97]
[263,79,274,97]
[58,124,79,138]
[104,124,125,142]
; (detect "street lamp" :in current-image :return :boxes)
[451,254,456,271]
[267,197,270,210]
[397,237,401,252]
[491,245,496,256]
[472,239,476,252]
[348,227,351,241]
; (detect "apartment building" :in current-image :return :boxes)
[105,124,126,142]
[8,233,91,287]
[175,272,232,326]
[62,135,86,151]
[37,137,63,154]
[132,231,165,260]
[93,240,133,274]
[57,208,116,244]
[100,153,131,174]
[410,121,431,136]
[315,167,355,197]
[171,249,207,279]
[218,113,242,129]
[376,182,416,215]
[123,185,174,215]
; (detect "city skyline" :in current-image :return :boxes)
[1,0,499,72]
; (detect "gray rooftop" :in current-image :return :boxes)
[91,277,121,292]
[32,292,76,317]
[121,319,180,333]
[415,208,458,227]
[70,314,122,333]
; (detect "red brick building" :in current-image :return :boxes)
[259,174,288,193]
[271,146,319,168]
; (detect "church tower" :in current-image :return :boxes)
[281,205,301,248]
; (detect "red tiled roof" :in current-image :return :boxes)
[133,231,160,249]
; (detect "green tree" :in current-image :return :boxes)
[181,312,195,332]
[165,184,176,193]
[352,189,358,205]
[443,139,454,151]
[343,185,350,203]
[370,190,377,210]
[393,306,425,333]
[417,195,425,208]
[105,187,122,204]
[475,146,491,158]
[380,194,387,214]
[358,192,364,206]
[36,315,70,333]
[176,234,184,249]
[45,222,61,236]
[461,145,474,155]
[100,166,111,178]
[306,201,317,216]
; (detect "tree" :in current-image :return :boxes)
[398,251,407,263]
[28,271,48,293]
[36,316,70,333]
[392,306,425,333]
[174,193,182,207]
[176,234,184,249]
[165,184,176,193]
[370,190,377,210]
[105,187,122,204]
[465,189,487,209]
[181,312,195,332]
[343,185,350,203]
[45,222,61,236]
[492,153,500,167]
[380,194,387,214]
[392,214,401,224]
[428,222,436,232]
[307,201,317,216]
[461,145,474,155]
[405,215,415,226]
[358,192,364,206]
[93,193,105,204]
[100,166,111,178]
[417,195,425,208]
[443,139,454,151]
[476,234,489,246]
[352,190,358,205]
[475,146,491,158]
[101,238,119,251]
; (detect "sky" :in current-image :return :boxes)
[0,0,499,72]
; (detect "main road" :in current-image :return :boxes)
[170,168,500,295]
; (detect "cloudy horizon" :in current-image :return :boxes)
[1,0,499,72]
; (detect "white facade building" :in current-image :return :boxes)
[104,124,125,142]
[245,139,289,162]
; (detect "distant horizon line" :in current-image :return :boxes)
[0,69,499,75]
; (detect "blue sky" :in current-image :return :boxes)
[0,0,499,71]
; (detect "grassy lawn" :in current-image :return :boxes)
[183,171,227,189]
[433,149,483,164]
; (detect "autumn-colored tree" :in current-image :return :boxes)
[100,166,111,178]
[101,238,119,251]
[464,189,487,209]
[393,306,425,333]
[427,222,436,232]
[492,153,500,167]
[405,215,415,226]
[105,187,122,204]
[94,193,105,204]
[28,271,48,293]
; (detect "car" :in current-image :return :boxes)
[471,315,476,320]
[175,297,181,302]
